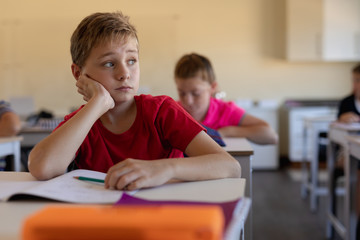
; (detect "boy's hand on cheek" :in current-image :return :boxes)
[76,74,115,109]
[104,159,173,191]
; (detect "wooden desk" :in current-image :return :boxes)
[223,137,253,240]
[0,136,23,171]
[327,123,360,239]
[301,116,336,212]
[0,172,250,240]
[223,138,253,197]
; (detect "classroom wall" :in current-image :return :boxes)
[0,0,356,116]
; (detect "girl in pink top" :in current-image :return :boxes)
[174,53,278,145]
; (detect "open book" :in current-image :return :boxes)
[0,169,129,204]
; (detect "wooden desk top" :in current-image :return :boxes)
[328,123,360,145]
[223,138,254,156]
[330,122,360,131]
[0,136,23,144]
[0,172,247,240]
[20,127,53,133]
[304,115,336,123]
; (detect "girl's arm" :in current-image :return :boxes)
[105,131,241,190]
[217,114,278,145]
[28,75,114,180]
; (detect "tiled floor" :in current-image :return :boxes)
[252,169,344,240]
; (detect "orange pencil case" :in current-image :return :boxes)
[22,205,224,240]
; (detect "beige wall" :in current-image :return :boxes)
[0,0,356,116]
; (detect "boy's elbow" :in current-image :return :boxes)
[28,150,53,181]
[9,124,21,136]
[233,163,241,178]
[269,132,279,145]
[261,127,279,145]
[228,157,241,178]
[0,125,21,137]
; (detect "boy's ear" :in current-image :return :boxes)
[71,63,81,80]
[210,82,218,95]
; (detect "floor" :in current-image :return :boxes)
[252,168,343,240]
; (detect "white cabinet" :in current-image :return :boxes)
[280,106,337,162]
[286,0,360,61]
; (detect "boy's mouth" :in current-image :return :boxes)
[116,86,132,91]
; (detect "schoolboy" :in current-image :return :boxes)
[174,53,278,145]
[28,12,240,190]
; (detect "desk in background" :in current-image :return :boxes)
[19,117,63,148]
[301,115,336,212]
[18,126,54,171]
[327,123,360,240]
[0,136,23,171]
[223,137,253,240]
[19,127,52,148]
[223,138,253,198]
[0,172,250,240]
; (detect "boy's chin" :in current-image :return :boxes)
[113,95,136,104]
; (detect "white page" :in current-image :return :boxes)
[1,169,124,204]
[0,181,38,200]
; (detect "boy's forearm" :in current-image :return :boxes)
[169,152,241,181]
[218,125,278,145]
[28,98,108,180]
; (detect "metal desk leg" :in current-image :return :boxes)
[349,155,358,240]
[327,141,346,239]
[234,155,252,240]
[12,141,21,172]
[310,132,320,212]
[326,140,335,238]
[301,125,309,199]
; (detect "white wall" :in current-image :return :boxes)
[0,0,355,116]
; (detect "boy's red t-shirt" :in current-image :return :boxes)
[55,95,204,173]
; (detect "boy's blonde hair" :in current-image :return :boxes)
[70,12,138,68]
[174,53,216,84]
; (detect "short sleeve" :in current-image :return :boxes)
[155,97,204,152]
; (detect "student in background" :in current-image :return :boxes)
[0,100,21,171]
[338,63,360,123]
[336,63,360,238]
[0,100,21,137]
[28,12,241,190]
[174,53,278,145]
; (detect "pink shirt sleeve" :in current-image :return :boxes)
[202,98,246,130]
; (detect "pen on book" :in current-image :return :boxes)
[73,176,105,183]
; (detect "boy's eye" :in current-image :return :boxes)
[128,59,136,65]
[104,62,114,67]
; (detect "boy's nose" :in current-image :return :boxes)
[115,66,130,81]
[183,95,193,106]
